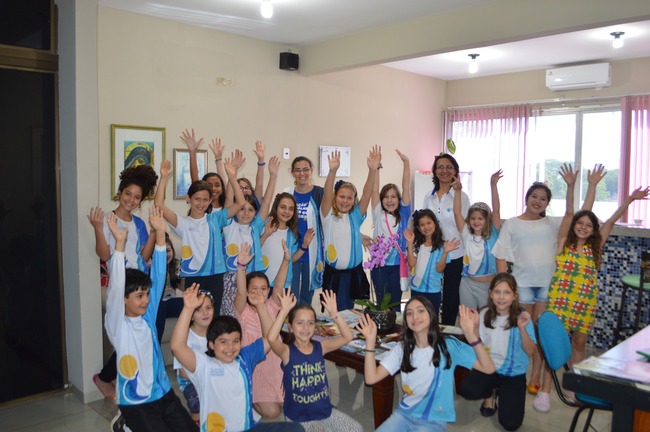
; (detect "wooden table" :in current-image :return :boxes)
[562,325,650,431]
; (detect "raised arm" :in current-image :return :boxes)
[404,228,417,267]
[320,290,354,354]
[292,228,315,263]
[556,164,577,252]
[490,169,503,231]
[253,140,266,204]
[356,314,390,385]
[266,289,296,364]
[258,156,279,221]
[154,160,178,227]
[599,186,650,244]
[397,150,411,206]
[517,310,536,356]
[224,157,246,219]
[459,305,496,374]
[224,149,245,208]
[358,146,380,216]
[320,150,340,217]
[370,153,381,210]
[247,283,273,355]
[234,242,254,314]
[451,177,465,233]
[180,128,204,183]
[209,137,227,187]
[271,239,291,305]
[88,207,110,262]
[436,239,460,272]
[170,283,203,374]
[581,164,606,211]
[149,204,167,247]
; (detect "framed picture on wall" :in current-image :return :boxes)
[111,124,166,199]
[173,148,207,199]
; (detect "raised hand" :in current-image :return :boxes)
[451,176,462,191]
[328,150,341,172]
[223,157,237,178]
[149,205,165,233]
[180,128,204,152]
[403,228,415,243]
[491,169,503,186]
[458,305,480,337]
[559,163,577,186]
[444,238,461,253]
[247,289,267,308]
[209,137,225,160]
[268,155,280,176]
[87,206,105,229]
[278,288,297,313]
[367,145,381,170]
[517,310,531,328]
[587,164,607,186]
[160,160,172,178]
[107,212,127,242]
[182,283,204,310]
[321,290,338,318]
[263,216,276,238]
[281,239,290,261]
[253,140,265,162]
[396,149,409,163]
[302,228,315,248]
[237,242,254,266]
[630,186,650,201]
[231,149,245,170]
[356,313,377,341]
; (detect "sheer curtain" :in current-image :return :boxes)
[444,105,531,218]
[620,95,650,226]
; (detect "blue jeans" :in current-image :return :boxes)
[371,265,402,311]
[290,261,314,305]
[376,410,446,432]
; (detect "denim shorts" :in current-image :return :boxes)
[518,286,548,304]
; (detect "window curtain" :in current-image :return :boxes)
[620,95,650,225]
[443,105,531,216]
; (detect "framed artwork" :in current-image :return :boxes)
[319,146,351,177]
[111,124,165,199]
[173,148,207,199]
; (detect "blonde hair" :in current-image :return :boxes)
[332,182,359,218]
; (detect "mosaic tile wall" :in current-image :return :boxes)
[590,234,650,350]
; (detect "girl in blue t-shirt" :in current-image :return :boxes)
[460,273,536,431]
[155,158,245,314]
[262,289,363,431]
[221,156,279,316]
[452,170,502,310]
[358,296,495,432]
[404,209,460,313]
[320,147,380,310]
[370,149,412,311]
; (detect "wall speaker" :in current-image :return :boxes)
[279,52,299,71]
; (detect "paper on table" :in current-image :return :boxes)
[574,356,650,385]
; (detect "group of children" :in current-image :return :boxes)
[89,132,648,431]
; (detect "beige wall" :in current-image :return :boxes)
[446,57,650,107]
[97,7,445,226]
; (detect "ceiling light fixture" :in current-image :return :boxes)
[468,54,479,74]
[610,31,624,48]
[261,0,273,19]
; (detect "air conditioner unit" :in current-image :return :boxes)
[545,63,611,91]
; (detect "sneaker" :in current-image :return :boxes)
[111,412,125,432]
[533,391,551,413]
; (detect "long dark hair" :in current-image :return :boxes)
[165,234,181,289]
[431,154,459,191]
[566,210,602,268]
[380,183,402,225]
[203,172,226,209]
[268,193,299,239]
[412,209,444,252]
[524,183,552,217]
[401,296,450,373]
[483,273,520,329]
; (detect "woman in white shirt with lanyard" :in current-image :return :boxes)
[422,153,469,325]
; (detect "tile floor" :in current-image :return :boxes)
[0,362,612,432]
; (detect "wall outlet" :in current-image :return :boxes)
[283,148,290,160]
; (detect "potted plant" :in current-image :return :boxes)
[355,234,401,332]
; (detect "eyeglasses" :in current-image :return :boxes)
[435,165,455,171]
[292,168,311,173]
[240,186,252,192]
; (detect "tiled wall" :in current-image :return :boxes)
[590,234,650,350]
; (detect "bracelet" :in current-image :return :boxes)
[257,162,266,166]
[215,158,222,163]
[237,261,247,267]
[365,349,376,353]
[469,338,483,347]
[331,314,339,320]
[300,245,308,252]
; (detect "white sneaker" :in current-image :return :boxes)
[533,391,551,413]
[110,412,125,432]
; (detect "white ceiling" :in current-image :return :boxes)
[99,0,650,80]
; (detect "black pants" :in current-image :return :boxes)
[119,389,198,432]
[440,257,463,325]
[460,369,527,431]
